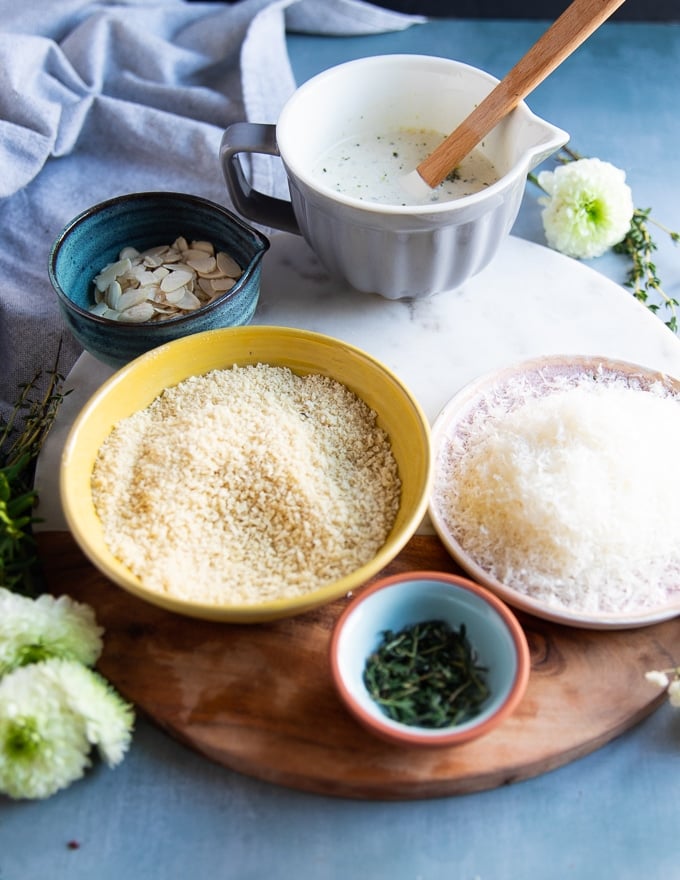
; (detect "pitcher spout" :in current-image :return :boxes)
[513,108,570,173]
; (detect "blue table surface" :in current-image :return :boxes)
[2,17,680,880]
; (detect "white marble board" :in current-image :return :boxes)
[35,233,680,533]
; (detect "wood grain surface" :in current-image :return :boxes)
[36,530,679,801]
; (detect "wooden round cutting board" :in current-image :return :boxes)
[36,530,678,801]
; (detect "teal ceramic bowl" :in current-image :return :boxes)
[49,192,270,367]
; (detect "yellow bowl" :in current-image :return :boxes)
[60,325,433,622]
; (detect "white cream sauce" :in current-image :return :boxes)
[312,127,499,206]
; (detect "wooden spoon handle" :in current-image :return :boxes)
[416,0,627,189]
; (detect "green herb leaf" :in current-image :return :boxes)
[0,344,68,595]
[613,207,679,333]
[363,619,490,729]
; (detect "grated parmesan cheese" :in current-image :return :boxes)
[91,364,401,604]
[433,370,680,614]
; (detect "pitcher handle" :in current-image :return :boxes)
[219,123,301,236]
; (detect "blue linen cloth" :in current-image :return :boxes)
[0,0,424,424]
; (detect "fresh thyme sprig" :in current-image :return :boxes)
[0,345,68,595]
[613,208,679,333]
[530,146,679,332]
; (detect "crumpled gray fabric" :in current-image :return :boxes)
[0,0,424,426]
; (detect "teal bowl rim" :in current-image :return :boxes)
[48,191,270,331]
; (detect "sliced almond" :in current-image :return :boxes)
[160,269,195,293]
[164,286,189,305]
[174,290,202,311]
[94,257,131,292]
[117,287,151,312]
[210,277,236,293]
[91,237,244,322]
[105,280,123,310]
[186,254,217,275]
[190,240,214,254]
[117,302,156,322]
[216,251,242,278]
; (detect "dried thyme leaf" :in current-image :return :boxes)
[363,619,489,728]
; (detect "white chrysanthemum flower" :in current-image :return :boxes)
[0,662,91,800]
[667,680,680,709]
[537,158,634,259]
[44,660,135,767]
[645,670,670,688]
[0,587,103,676]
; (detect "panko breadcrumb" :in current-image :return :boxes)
[91,364,401,604]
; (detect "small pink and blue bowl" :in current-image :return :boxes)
[330,571,530,748]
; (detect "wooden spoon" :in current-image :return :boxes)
[403,0,627,198]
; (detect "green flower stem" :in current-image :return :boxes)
[527,171,544,192]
